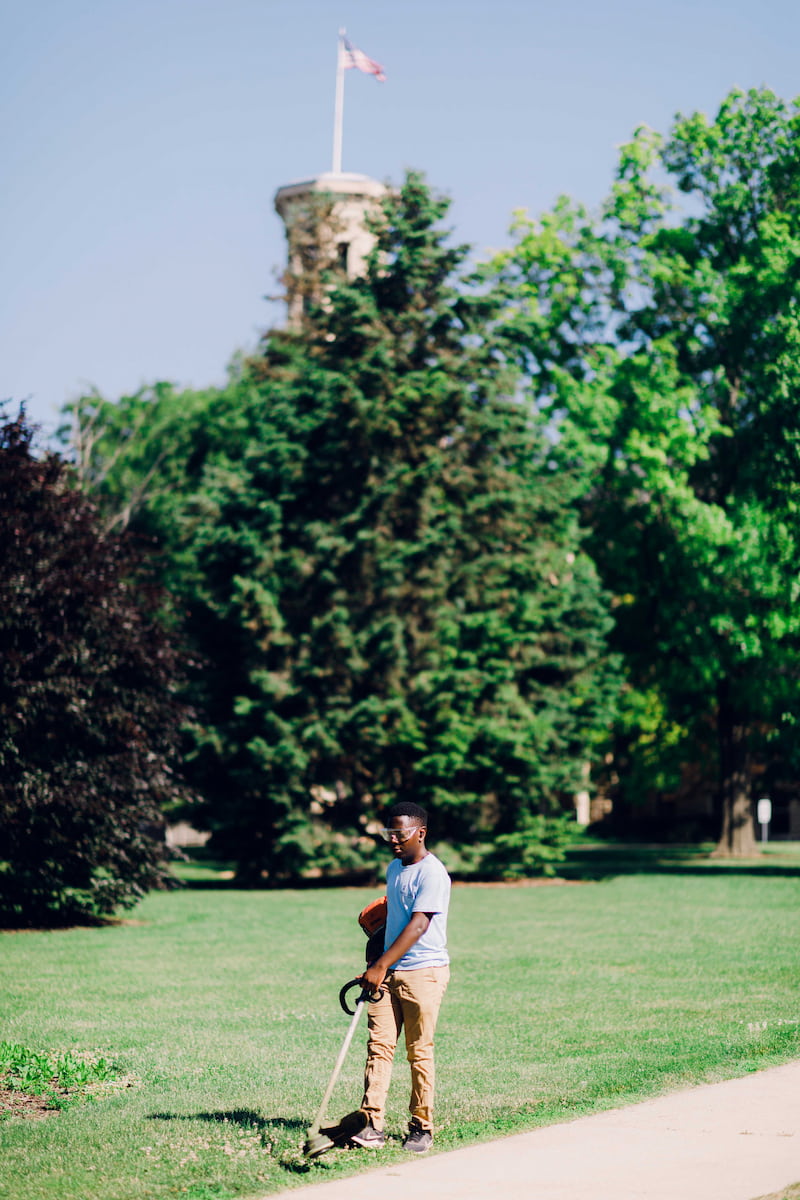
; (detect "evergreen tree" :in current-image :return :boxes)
[107,172,618,879]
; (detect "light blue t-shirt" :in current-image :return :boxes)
[384,851,451,970]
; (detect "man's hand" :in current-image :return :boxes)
[361,961,388,992]
[359,912,433,994]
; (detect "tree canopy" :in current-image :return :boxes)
[488,87,800,853]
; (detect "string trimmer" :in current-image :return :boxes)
[303,897,388,1159]
[303,978,383,1158]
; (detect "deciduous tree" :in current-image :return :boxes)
[489,88,800,854]
[0,410,190,925]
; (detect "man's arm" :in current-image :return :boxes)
[361,912,434,990]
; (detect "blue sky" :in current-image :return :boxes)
[3,0,799,436]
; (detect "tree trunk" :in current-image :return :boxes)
[713,679,759,857]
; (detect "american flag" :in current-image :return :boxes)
[342,37,386,82]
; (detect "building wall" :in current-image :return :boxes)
[274,172,386,325]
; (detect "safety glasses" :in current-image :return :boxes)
[379,826,420,843]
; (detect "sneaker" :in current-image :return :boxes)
[350,1121,386,1149]
[403,1122,433,1153]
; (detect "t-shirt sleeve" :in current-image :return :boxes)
[412,861,450,915]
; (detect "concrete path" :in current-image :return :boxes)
[276,1060,800,1200]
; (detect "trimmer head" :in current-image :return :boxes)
[304,1110,368,1159]
[304,1130,335,1158]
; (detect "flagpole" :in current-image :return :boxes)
[332,28,345,174]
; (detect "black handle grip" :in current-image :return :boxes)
[339,978,385,1015]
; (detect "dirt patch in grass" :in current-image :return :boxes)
[0,1073,140,1121]
[0,1040,141,1123]
[0,1087,57,1121]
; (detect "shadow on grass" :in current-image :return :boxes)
[147,1110,346,1177]
[170,845,800,892]
[147,1109,305,1133]
[171,862,380,891]
[559,842,800,881]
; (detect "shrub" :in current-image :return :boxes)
[0,410,191,926]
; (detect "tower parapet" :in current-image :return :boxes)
[274,172,385,326]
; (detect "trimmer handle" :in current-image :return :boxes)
[339,978,385,1015]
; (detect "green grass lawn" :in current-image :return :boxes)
[1,846,799,1200]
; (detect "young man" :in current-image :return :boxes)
[352,801,451,1154]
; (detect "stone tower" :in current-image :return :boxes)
[274,171,385,326]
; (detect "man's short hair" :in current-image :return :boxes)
[386,801,428,827]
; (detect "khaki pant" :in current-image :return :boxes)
[360,965,450,1133]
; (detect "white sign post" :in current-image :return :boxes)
[757,798,772,844]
